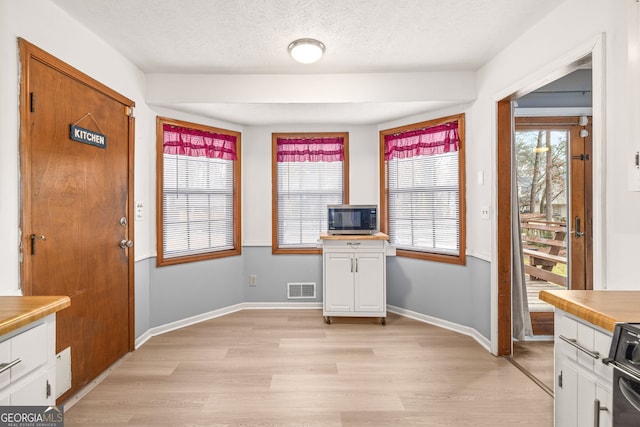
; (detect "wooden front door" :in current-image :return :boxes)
[515,117,593,291]
[19,39,135,402]
[568,121,593,290]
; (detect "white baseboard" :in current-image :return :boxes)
[135,302,322,349]
[136,302,489,353]
[386,305,491,352]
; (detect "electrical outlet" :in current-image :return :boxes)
[135,201,144,220]
[249,275,257,286]
[480,206,490,220]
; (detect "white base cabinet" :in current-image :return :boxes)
[322,237,387,323]
[0,314,56,406]
[554,309,612,427]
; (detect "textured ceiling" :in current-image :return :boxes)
[50,0,563,124]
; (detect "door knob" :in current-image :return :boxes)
[119,240,133,249]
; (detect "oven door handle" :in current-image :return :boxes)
[606,360,640,383]
[619,376,640,413]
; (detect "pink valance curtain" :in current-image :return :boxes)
[163,124,237,160]
[276,137,344,163]
[384,121,459,161]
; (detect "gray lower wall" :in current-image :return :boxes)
[134,248,491,341]
[134,257,151,337]
[148,254,244,328]
[242,247,323,303]
[386,255,491,339]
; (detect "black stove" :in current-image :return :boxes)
[606,323,640,426]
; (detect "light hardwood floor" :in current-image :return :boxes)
[512,340,555,395]
[64,310,553,426]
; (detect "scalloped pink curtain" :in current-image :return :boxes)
[163,124,237,160]
[276,137,344,162]
[384,122,459,160]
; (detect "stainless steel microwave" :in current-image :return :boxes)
[327,204,378,235]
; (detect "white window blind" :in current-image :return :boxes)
[163,154,234,258]
[277,161,343,248]
[387,151,460,255]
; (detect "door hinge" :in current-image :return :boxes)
[571,154,589,161]
[125,106,134,117]
[30,92,36,112]
[46,379,51,398]
[558,370,563,388]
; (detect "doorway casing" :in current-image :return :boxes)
[494,34,606,356]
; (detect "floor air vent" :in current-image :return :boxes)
[287,282,316,299]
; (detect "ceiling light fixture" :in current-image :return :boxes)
[288,38,325,64]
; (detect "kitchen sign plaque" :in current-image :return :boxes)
[70,124,107,149]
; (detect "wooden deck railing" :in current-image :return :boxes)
[521,218,567,287]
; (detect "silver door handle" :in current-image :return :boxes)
[593,399,607,427]
[119,240,133,249]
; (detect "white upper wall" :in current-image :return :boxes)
[146,72,476,104]
[473,0,640,290]
[2,0,640,295]
[0,0,153,293]
[242,124,378,246]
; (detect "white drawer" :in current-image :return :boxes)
[324,240,384,250]
[0,340,10,389]
[593,329,613,379]
[0,315,57,407]
[557,313,579,361]
[556,311,612,378]
[0,323,48,384]
[576,321,597,369]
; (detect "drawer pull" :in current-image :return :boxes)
[0,358,21,374]
[559,335,600,359]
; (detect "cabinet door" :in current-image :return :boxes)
[0,340,10,389]
[556,357,579,427]
[10,371,52,406]
[324,252,354,312]
[576,371,597,427]
[556,358,610,427]
[354,252,384,312]
[594,385,611,427]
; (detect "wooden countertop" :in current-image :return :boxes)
[0,296,70,336]
[320,232,389,240]
[539,290,640,332]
